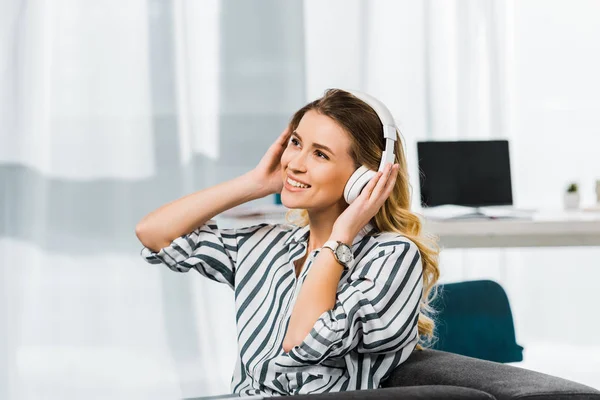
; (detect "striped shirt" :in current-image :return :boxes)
[141,219,424,397]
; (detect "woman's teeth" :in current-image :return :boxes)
[287,177,310,188]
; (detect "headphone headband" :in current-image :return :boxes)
[344,89,397,172]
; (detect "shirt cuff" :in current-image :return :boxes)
[140,234,195,269]
[287,304,347,364]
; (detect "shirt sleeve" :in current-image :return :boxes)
[286,239,423,364]
[140,219,269,290]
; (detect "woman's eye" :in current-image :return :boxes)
[290,138,300,146]
[316,151,329,160]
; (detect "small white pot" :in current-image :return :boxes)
[564,192,580,210]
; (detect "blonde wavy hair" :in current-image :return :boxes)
[283,89,441,349]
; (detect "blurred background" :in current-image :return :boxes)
[1,0,599,399]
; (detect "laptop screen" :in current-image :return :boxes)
[417,140,513,208]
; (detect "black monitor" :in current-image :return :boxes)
[417,140,513,208]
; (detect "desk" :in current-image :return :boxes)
[217,206,600,249]
[423,212,600,248]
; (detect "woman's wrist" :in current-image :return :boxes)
[328,232,355,246]
[241,170,271,200]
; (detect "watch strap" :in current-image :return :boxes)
[323,240,339,252]
[322,240,350,270]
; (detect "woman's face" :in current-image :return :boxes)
[280,110,357,210]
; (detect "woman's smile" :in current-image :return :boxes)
[284,176,312,192]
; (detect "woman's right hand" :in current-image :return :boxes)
[249,126,293,197]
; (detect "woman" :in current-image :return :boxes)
[135,89,440,397]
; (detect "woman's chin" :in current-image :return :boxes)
[281,192,305,208]
[280,194,295,208]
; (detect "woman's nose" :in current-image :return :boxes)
[288,152,307,172]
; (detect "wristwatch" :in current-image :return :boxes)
[322,240,353,270]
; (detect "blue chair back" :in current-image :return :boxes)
[430,279,524,363]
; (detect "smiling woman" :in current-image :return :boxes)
[136,88,440,396]
[281,89,440,350]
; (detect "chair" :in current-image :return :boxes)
[430,279,524,363]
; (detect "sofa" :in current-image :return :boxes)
[293,348,600,399]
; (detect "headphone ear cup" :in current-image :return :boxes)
[344,165,377,204]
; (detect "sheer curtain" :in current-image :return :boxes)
[1,1,195,399]
[1,1,599,399]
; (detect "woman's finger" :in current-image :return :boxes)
[380,165,398,197]
[371,163,393,198]
[277,127,292,146]
[382,166,399,198]
[384,164,399,190]
[363,170,383,199]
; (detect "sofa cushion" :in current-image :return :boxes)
[291,385,495,399]
[383,349,600,400]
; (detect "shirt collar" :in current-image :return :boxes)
[284,222,377,247]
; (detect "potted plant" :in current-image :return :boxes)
[564,182,580,210]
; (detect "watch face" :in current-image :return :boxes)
[336,244,353,263]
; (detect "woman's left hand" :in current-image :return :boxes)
[331,162,399,242]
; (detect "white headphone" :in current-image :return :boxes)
[342,89,398,204]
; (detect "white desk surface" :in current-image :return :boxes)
[216,205,600,249]
[423,211,600,248]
